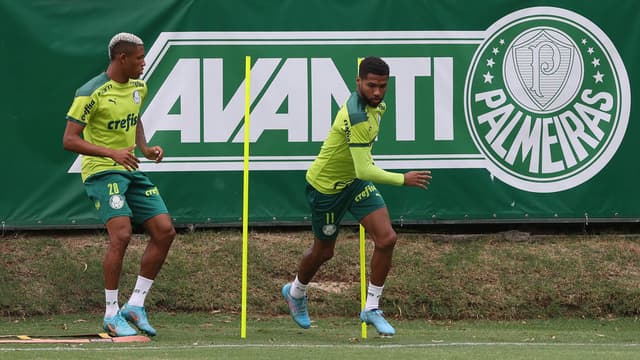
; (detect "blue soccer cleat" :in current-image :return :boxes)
[360,309,396,336]
[121,303,157,336]
[282,283,311,329]
[103,311,137,337]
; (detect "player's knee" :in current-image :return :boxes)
[319,247,334,262]
[106,217,132,248]
[147,215,176,243]
[309,245,334,263]
[163,224,176,242]
[108,232,131,254]
[154,223,176,247]
[165,228,176,247]
[375,230,397,251]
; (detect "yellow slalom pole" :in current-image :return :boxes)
[241,55,251,339]
[356,56,367,339]
[359,224,367,339]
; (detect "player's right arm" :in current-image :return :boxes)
[63,120,139,171]
[402,170,432,189]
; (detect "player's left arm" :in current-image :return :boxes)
[135,118,164,163]
[350,146,404,185]
[351,148,431,188]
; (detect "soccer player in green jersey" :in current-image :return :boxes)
[282,57,432,335]
[63,33,176,337]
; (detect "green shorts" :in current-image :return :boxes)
[306,179,386,241]
[84,171,169,224]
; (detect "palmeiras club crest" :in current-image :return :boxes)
[464,7,630,193]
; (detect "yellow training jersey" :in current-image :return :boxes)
[66,72,147,182]
[306,92,404,194]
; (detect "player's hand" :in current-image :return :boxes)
[109,145,139,171]
[403,170,432,189]
[143,145,164,163]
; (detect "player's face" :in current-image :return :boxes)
[124,45,146,79]
[357,73,388,107]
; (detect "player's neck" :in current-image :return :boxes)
[105,65,129,84]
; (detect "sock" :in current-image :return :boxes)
[105,289,119,318]
[127,275,154,307]
[364,283,384,311]
[289,275,308,299]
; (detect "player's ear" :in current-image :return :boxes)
[117,52,127,64]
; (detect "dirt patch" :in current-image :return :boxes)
[308,281,352,294]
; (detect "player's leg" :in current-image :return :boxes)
[84,172,137,337]
[350,181,397,335]
[120,213,174,336]
[120,173,176,336]
[282,182,345,329]
[282,236,336,329]
[103,216,138,336]
[359,208,397,335]
[296,236,337,284]
[104,216,135,290]
[138,213,175,280]
[360,207,396,287]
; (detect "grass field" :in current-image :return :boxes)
[4,228,640,358]
[5,229,640,320]
[2,313,640,359]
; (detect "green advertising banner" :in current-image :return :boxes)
[0,1,638,228]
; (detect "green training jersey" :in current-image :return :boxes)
[66,72,147,182]
[306,91,404,194]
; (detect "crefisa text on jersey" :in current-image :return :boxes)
[107,113,139,132]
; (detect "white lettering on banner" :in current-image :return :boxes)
[506,115,541,174]
[142,57,453,144]
[310,58,350,141]
[434,57,454,140]
[234,58,308,142]
[384,56,454,142]
[384,57,431,141]
[473,88,614,175]
[203,58,280,142]
[541,117,563,174]
[144,59,201,142]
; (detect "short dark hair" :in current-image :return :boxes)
[358,57,389,79]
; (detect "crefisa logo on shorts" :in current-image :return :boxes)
[465,7,631,193]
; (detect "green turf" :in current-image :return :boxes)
[2,313,640,359]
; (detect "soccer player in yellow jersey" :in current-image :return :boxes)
[282,57,432,335]
[63,33,175,337]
